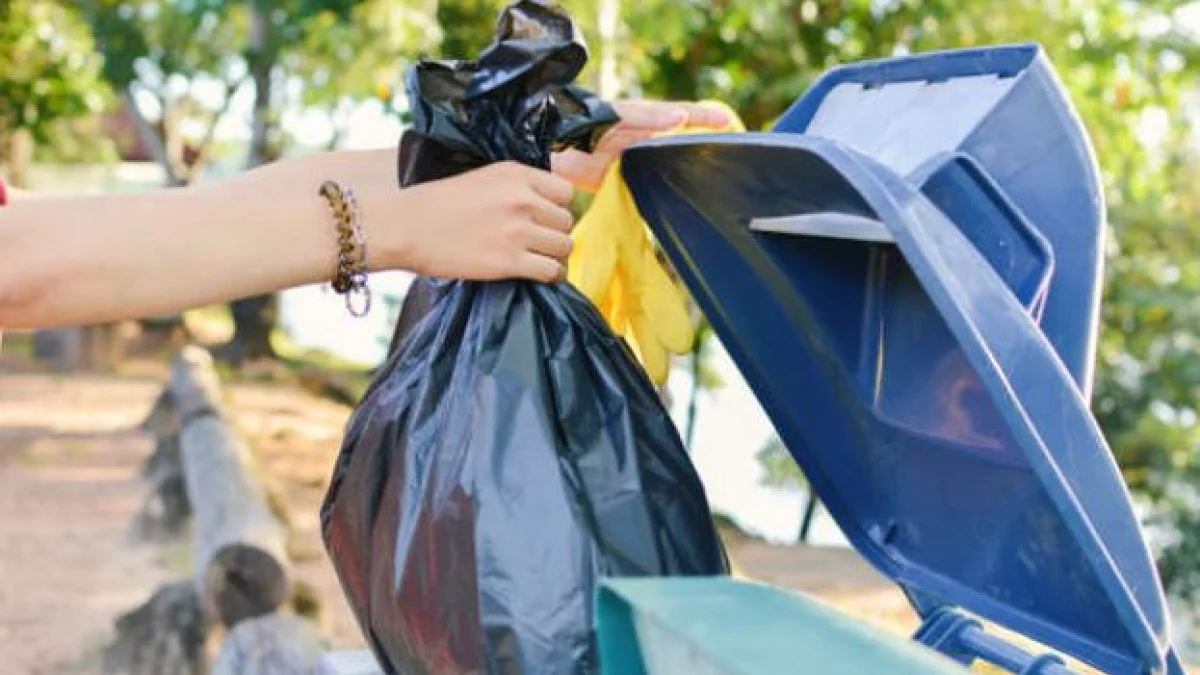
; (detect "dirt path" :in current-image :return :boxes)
[0,373,171,675]
[0,367,370,674]
[0,363,925,674]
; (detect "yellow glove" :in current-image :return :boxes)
[569,102,745,384]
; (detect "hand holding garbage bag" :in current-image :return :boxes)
[320,2,729,675]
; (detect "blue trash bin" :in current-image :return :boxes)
[601,44,1186,675]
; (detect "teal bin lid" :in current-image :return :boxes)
[597,578,975,675]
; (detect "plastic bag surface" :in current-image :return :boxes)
[321,3,729,674]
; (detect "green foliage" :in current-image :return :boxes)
[0,0,107,142]
[290,0,438,144]
[757,435,806,490]
[32,116,121,165]
[78,0,240,90]
[436,0,507,59]
[76,0,249,183]
[293,1,438,109]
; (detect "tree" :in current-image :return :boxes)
[78,0,247,187]
[0,0,108,187]
[435,0,507,61]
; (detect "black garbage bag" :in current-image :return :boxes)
[321,3,729,674]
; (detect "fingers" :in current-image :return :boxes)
[526,167,575,207]
[550,149,605,193]
[681,102,735,129]
[530,198,574,233]
[498,163,574,231]
[595,128,647,155]
[612,99,735,131]
[524,224,574,261]
[612,100,688,129]
[513,251,565,284]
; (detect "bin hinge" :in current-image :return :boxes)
[913,608,1074,675]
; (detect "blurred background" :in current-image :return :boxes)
[2,0,1200,672]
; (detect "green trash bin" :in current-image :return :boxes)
[598,578,973,675]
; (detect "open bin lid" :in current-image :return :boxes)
[621,45,1180,675]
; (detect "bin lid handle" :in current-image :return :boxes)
[749,212,895,244]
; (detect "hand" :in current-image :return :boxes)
[376,162,576,283]
[553,100,736,192]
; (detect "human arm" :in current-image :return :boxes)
[0,151,574,330]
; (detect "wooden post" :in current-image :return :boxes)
[116,347,313,674]
[102,581,208,675]
[211,614,326,675]
[132,431,192,540]
[132,387,192,539]
[170,346,291,627]
[169,346,226,419]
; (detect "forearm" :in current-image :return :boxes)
[0,150,399,329]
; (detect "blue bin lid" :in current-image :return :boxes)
[621,45,1178,675]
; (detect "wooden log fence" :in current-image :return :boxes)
[107,346,326,675]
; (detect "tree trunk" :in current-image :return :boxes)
[119,88,186,187]
[798,492,820,544]
[226,295,279,365]
[246,2,275,171]
[684,328,705,452]
[170,347,291,627]
[211,614,326,675]
[227,3,281,364]
[597,0,622,97]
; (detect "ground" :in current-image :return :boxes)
[0,356,370,674]
[0,351,1061,675]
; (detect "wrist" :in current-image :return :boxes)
[357,183,416,274]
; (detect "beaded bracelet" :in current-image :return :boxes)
[317,180,372,318]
